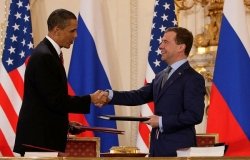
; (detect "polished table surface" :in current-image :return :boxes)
[1,157,250,160]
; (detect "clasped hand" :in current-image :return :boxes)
[90,90,110,107]
[91,90,160,128]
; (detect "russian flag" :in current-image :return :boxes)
[207,0,250,156]
[68,0,118,152]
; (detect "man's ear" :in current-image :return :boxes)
[178,43,186,52]
[52,26,61,36]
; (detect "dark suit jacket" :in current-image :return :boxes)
[14,38,91,155]
[110,62,205,157]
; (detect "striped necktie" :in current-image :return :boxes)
[161,66,172,88]
[59,52,64,65]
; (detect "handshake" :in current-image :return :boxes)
[90,90,110,107]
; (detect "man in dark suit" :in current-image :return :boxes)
[13,9,101,156]
[98,27,206,157]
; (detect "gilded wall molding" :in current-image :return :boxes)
[130,0,139,147]
[0,0,9,59]
[130,0,138,90]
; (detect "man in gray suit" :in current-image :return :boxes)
[98,27,206,157]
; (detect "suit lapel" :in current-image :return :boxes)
[43,38,61,62]
[42,38,67,80]
[157,62,190,100]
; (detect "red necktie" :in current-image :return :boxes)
[59,52,64,65]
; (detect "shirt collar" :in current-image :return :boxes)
[168,59,187,77]
[46,35,61,56]
[170,59,187,71]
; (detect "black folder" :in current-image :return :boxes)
[98,115,150,122]
[69,121,124,135]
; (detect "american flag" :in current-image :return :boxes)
[136,0,177,153]
[0,0,33,156]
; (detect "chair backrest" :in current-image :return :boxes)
[196,133,219,147]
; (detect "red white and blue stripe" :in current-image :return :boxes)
[0,0,33,156]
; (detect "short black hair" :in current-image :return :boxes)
[47,9,77,31]
[165,27,193,56]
